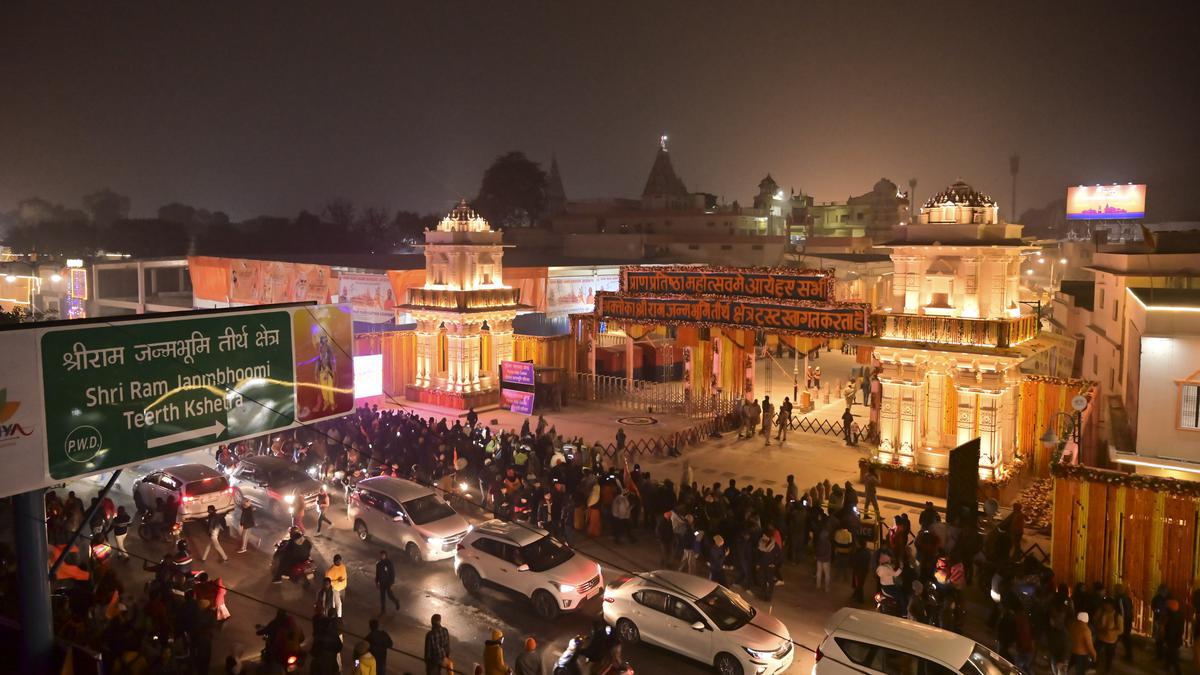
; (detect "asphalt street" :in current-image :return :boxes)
[72,460,798,674]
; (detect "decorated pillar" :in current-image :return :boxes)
[961,256,979,318]
[743,329,756,400]
[956,387,978,449]
[463,323,482,391]
[977,391,1002,479]
[878,380,900,463]
[924,368,945,449]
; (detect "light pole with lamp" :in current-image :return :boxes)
[1041,397,1086,464]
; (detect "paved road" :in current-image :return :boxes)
[76,463,794,674]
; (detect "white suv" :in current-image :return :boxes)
[815,608,1019,674]
[454,519,602,619]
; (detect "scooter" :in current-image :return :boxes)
[271,538,316,589]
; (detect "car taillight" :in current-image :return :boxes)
[603,595,615,603]
[815,644,823,662]
[456,543,465,551]
[226,487,234,495]
[286,655,298,665]
[182,495,196,503]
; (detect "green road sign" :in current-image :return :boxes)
[41,311,296,479]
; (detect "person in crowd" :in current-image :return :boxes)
[375,549,400,615]
[814,527,833,592]
[514,637,543,675]
[315,484,334,534]
[484,628,508,675]
[425,613,452,675]
[366,618,393,675]
[1068,611,1097,675]
[353,640,378,675]
[326,553,348,618]
[841,407,855,445]
[775,397,792,443]
[111,505,131,560]
[760,396,774,446]
[200,505,229,563]
[237,497,256,553]
[1165,598,1185,675]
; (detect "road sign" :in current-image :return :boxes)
[41,310,296,479]
[1071,394,1088,412]
[30,304,355,483]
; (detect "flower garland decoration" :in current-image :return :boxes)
[1052,462,1200,499]
[858,457,1020,487]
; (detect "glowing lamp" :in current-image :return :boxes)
[51,273,63,283]
[1040,428,1058,452]
[1025,269,1033,276]
[4,275,15,283]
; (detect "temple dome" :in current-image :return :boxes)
[923,180,996,209]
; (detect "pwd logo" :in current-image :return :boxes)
[0,389,35,439]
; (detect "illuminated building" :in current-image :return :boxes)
[857,180,1059,479]
[802,178,910,242]
[399,201,522,408]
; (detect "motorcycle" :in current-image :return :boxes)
[137,510,182,542]
[271,537,316,588]
[554,635,587,675]
[255,625,304,673]
[874,586,904,617]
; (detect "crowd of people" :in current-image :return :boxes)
[17,400,1200,674]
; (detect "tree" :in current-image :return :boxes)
[82,188,131,227]
[322,198,356,229]
[157,203,198,227]
[473,151,547,229]
[356,206,391,253]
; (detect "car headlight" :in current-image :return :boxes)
[558,583,577,593]
[426,536,445,547]
[283,494,296,504]
[743,646,775,660]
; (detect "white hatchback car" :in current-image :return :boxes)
[348,476,471,563]
[602,570,793,675]
[815,608,1019,675]
[454,519,603,619]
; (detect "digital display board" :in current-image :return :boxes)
[353,354,383,399]
[1066,184,1146,220]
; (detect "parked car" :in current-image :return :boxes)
[601,570,792,675]
[133,463,235,521]
[348,476,471,563]
[814,608,1019,674]
[228,455,321,518]
[454,518,602,619]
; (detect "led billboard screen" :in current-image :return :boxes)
[1066,184,1146,220]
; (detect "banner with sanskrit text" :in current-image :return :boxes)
[595,292,868,336]
[621,266,832,302]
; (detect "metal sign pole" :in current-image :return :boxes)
[15,488,53,675]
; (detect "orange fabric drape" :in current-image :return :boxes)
[386,269,427,307]
[187,256,232,303]
[503,266,548,313]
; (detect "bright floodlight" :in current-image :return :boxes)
[51,273,62,283]
[4,275,15,283]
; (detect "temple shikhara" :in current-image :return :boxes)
[857,180,1063,479]
[400,201,522,409]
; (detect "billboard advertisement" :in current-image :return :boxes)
[1066,184,1147,220]
[337,272,397,323]
[547,274,620,314]
[500,360,536,386]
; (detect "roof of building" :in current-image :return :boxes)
[853,332,1060,360]
[922,180,997,209]
[797,252,893,263]
[642,146,689,199]
[1058,280,1096,311]
[1128,287,1200,309]
[879,238,1028,248]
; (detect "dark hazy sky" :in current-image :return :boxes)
[2,2,1198,221]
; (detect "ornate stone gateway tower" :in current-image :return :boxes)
[401,201,522,409]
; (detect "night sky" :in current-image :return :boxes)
[2,2,1198,221]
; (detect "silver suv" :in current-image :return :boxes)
[228,455,321,519]
[133,463,235,521]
